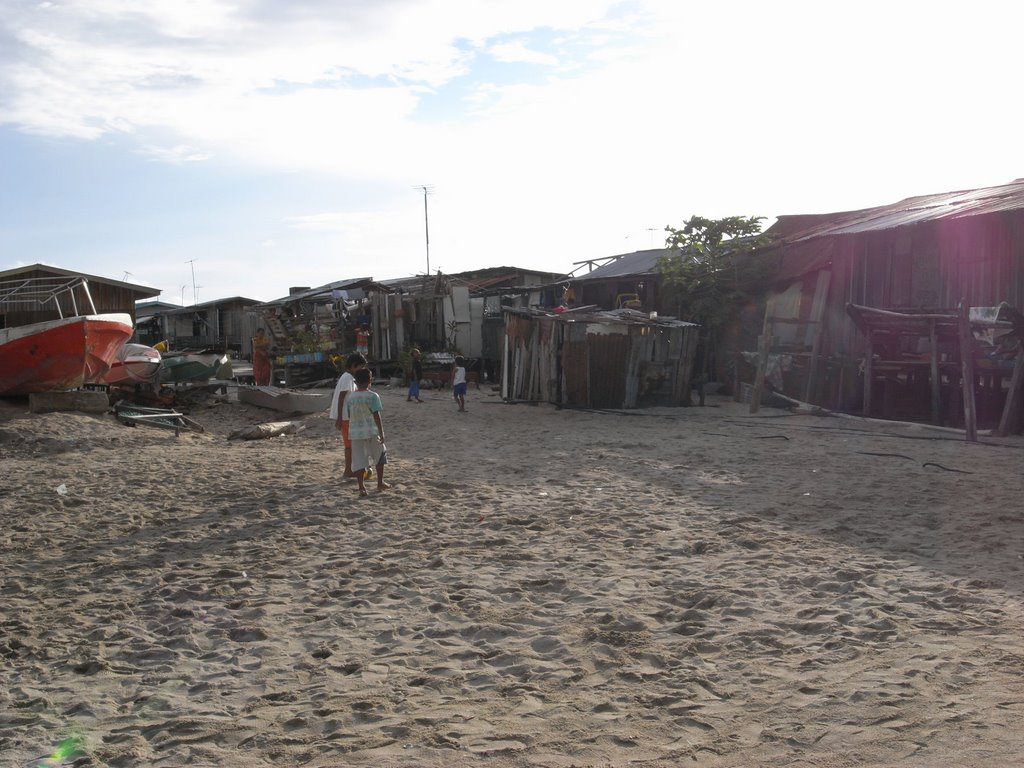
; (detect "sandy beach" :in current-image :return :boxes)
[3,384,1024,767]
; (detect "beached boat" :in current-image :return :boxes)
[0,277,133,396]
[159,350,231,384]
[95,343,163,386]
[237,385,332,414]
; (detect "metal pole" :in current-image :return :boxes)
[186,259,198,305]
[423,188,430,275]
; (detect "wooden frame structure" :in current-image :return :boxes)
[844,302,1022,441]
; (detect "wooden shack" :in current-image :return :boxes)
[136,296,261,354]
[381,267,565,381]
[502,307,698,409]
[739,180,1024,432]
[0,264,159,328]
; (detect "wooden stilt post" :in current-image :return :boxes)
[863,334,874,417]
[750,329,771,414]
[802,270,831,403]
[929,319,941,426]
[958,300,978,442]
[750,294,775,414]
[997,345,1024,436]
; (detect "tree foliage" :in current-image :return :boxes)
[657,215,771,379]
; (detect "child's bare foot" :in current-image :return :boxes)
[376,481,392,492]
[358,488,368,497]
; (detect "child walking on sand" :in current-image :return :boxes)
[342,367,390,497]
[451,355,467,412]
[330,352,367,479]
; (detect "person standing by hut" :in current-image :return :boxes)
[252,328,272,386]
[356,325,370,357]
[451,355,467,412]
[407,348,424,403]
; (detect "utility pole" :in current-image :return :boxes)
[415,185,434,275]
[185,259,198,305]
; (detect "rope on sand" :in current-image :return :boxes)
[856,451,915,461]
[922,462,975,474]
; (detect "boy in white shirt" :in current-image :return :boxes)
[330,352,366,478]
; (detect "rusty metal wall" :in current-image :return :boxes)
[560,322,588,406]
[587,330,628,409]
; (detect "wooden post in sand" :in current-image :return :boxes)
[750,329,771,414]
[750,294,775,414]
[929,318,941,426]
[802,270,831,403]
[862,333,874,418]
[958,300,978,442]
[997,344,1024,436]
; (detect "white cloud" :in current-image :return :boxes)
[3,0,1024,301]
[136,142,211,163]
[488,41,558,66]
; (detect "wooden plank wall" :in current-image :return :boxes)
[588,331,628,409]
[561,323,589,406]
[0,269,145,327]
[670,326,699,406]
[505,314,699,409]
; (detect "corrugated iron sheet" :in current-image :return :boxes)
[587,330,629,409]
[774,179,1024,242]
[572,249,675,281]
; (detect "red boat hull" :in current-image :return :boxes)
[0,314,134,395]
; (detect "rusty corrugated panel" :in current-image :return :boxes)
[776,179,1024,242]
[561,323,589,406]
[588,330,628,409]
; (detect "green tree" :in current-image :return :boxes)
[658,215,770,384]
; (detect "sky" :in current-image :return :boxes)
[2,0,1023,305]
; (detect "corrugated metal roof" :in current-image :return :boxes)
[571,249,677,282]
[773,178,1024,242]
[383,266,566,297]
[0,263,160,297]
[156,296,262,315]
[259,278,387,305]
